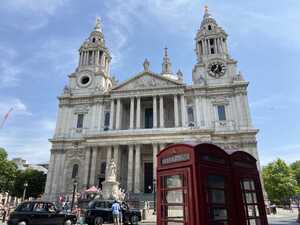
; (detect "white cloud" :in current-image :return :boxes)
[39,119,56,132]
[0,117,56,163]
[0,97,32,117]
[0,0,70,31]
[0,46,21,88]
[103,0,197,68]
[2,0,68,15]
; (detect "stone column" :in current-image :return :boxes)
[152,144,158,180]
[159,96,164,128]
[90,147,98,186]
[84,51,88,65]
[113,145,119,165]
[127,145,134,192]
[44,153,55,195]
[174,95,179,127]
[79,52,83,66]
[115,98,121,130]
[195,96,201,127]
[106,146,112,164]
[136,97,141,129]
[153,96,157,128]
[130,97,135,129]
[92,51,95,65]
[134,144,141,193]
[180,95,187,127]
[84,148,91,188]
[109,99,115,130]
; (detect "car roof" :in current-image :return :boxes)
[21,201,54,205]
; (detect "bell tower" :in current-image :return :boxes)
[193,6,239,85]
[66,18,113,95]
[77,17,111,76]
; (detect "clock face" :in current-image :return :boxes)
[208,62,226,78]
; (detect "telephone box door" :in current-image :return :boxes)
[158,167,192,225]
[200,167,236,225]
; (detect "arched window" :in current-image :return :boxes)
[208,25,212,30]
[72,164,79,178]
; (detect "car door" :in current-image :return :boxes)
[31,203,51,225]
[46,203,64,225]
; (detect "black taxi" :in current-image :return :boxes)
[7,201,77,225]
[85,200,141,225]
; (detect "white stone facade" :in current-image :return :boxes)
[44,11,260,201]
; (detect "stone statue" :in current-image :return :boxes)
[106,159,117,182]
[143,59,150,72]
[95,17,102,32]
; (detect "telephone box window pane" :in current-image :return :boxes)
[166,190,183,203]
[167,205,184,220]
[210,207,228,220]
[245,193,257,204]
[243,180,255,191]
[209,190,225,204]
[164,175,184,188]
[247,205,260,217]
[207,175,225,189]
[248,219,261,225]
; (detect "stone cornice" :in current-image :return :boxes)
[111,85,185,98]
[50,128,258,146]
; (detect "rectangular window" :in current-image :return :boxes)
[217,105,226,121]
[77,114,84,128]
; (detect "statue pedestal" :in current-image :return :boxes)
[101,180,120,200]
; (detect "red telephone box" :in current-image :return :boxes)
[157,143,268,225]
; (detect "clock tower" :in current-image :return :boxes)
[193,6,241,85]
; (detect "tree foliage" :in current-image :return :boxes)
[262,159,298,204]
[12,169,47,199]
[291,160,300,187]
[0,147,17,193]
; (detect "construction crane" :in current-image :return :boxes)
[0,108,13,129]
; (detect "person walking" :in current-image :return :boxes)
[112,200,120,225]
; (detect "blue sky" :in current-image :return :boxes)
[0,0,299,165]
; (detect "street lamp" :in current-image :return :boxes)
[70,179,78,212]
[22,181,28,202]
[153,178,156,215]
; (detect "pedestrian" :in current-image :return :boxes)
[111,200,120,225]
[2,206,7,222]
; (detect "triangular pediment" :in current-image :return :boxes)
[113,71,182,91]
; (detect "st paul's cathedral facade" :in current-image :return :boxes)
[44,8,260,201]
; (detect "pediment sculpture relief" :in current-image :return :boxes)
[118,74,176,90]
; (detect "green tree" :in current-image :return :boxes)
[262,159,298,204]
[12,169,47,199]
[291,160,300,187]
[0,147,17,193]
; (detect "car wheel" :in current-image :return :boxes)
[17,222,27,225]
[130,215,139,225]
[94,216,104,225]
[64,219,72,225]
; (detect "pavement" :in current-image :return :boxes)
[0,209,299,225]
